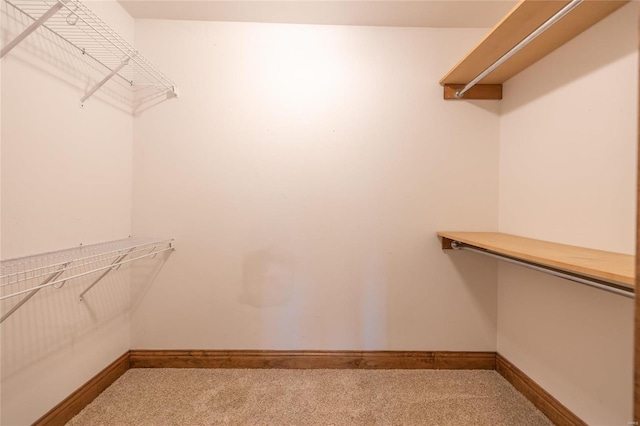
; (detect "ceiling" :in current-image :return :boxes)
[118,1,518,28]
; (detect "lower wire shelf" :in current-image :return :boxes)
[0,237,174,323]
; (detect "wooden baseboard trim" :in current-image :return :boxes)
[33,352,130,426]
[496,353,586,426]
[129,350,497,370]
[31,350,586,426]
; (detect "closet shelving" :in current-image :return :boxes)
[440,0,628,99]
[437,1,634,298]
[1,0,178,104]
[438,232,634,298]
[0,237,175,323]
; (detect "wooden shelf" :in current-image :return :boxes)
[437,231,634,289]
[440,0,628,99]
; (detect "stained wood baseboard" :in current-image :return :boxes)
[129,350,496,370]
[33,350,586,426]
[496,353,587,426]
[33,352,130,426]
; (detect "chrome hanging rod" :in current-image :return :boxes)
[450,241,634,299]
[455,0,583,99]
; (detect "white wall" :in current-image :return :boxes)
[0,1,134,424]
[131,21,500,351]
[498,4,638,425]
[3,4,634,424]
[0,8,3,425]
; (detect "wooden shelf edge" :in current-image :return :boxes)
[443,84,502,100]
[440,0,629,87]
[437,231,634,289]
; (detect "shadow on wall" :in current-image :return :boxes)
[436,244,498,342]
[496,262,634,423]
[133,91,175,117]
[130,251,174,313]
[0,252,171,380]
[240,248,309,349]
[0,2,165,114]
[359,247,389,349]
[239,248,295,308]
[239,238,497,351]
[237,244,392,349]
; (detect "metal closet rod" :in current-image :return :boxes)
[455,0,583,99]
[450,241,634,299]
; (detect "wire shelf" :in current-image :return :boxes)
[0,237,174,322]
[2,0,178,103]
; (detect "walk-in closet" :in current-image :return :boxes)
[1,0,638,424]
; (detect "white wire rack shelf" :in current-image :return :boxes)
[1,0,178,104]
[0,237,174,323]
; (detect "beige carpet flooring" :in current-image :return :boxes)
[67,369,553,425]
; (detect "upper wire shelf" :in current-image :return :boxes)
[1,237,174,323]
[1,0,178,104]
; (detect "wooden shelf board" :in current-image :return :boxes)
[440,0,628,86]
[437,231,634,288]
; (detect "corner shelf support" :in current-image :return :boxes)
[0,0,66,58]
[443,84,502,100]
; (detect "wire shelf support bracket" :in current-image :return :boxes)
[0,237,175,323]
[1,0,178,105]
[0,261,69,323]
[77,247,133,301]
[81,56,130,106]
[0,0,65,58]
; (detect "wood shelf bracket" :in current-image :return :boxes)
[443,84,502,100]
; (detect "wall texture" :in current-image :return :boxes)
[1,1,134,424]
[131,21,501,351]
[0,10,3,426]
[497,4,638,425]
